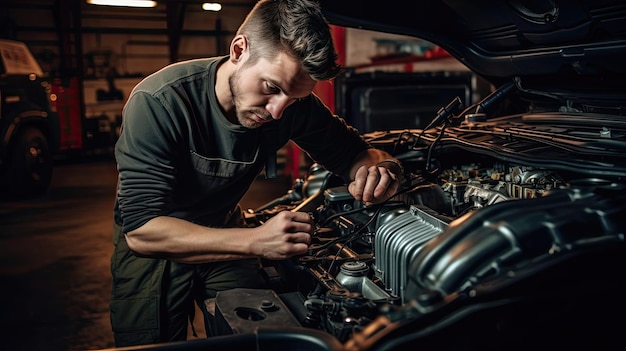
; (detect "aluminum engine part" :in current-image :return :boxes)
[336,261,393,301]
[374,205,450,303]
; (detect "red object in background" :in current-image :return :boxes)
[283,141,300,182]
[425,46,450,59]
[51,77,83,151]
[313,25,346,114]
[361,46,451,71]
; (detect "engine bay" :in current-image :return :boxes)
[213,82,626,350]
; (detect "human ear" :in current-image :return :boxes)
[230,35,248,63]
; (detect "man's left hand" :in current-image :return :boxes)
[348,163,401,206]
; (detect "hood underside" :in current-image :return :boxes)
[320,0,626,88]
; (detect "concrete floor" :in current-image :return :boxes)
[0,156,293,351]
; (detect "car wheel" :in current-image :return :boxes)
[2,127,53,199]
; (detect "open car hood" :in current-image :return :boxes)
[320,0,626,92]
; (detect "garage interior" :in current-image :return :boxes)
[0,1,484,350]
[1,0,481,169]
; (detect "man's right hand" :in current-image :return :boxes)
[251,210,313,260]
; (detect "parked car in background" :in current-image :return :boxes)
[0,39,59,199]
[104,1,626,350]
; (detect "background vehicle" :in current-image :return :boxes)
[0,39,59,199]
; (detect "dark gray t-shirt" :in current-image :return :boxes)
[114,56,369,233]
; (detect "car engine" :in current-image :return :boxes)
[212,82,626,350]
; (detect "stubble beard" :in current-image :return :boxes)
[228,69,266,129]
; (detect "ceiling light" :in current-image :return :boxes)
[86,0,158,8]
[202,3,222,11]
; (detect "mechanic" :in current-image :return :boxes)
[110,0,403,347]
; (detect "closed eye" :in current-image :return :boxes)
[265,81,281,94]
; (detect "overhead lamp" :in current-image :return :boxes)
[202,3,222,11]
[86,0,158,7]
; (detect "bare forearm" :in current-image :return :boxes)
[124,211,313,264]
[125,216,256,263]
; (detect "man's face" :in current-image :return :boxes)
[228,51,317,129]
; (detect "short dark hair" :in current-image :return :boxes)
[236,0,341,81]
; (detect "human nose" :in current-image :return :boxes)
[265,95,293,120]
